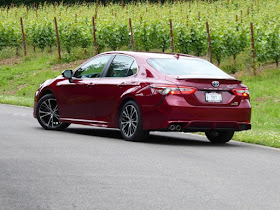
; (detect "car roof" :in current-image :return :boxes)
[100,51,197,60]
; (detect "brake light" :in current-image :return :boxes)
[232,88,250,98]
[150,84,197,95]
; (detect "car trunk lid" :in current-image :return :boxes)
[170,77,243,107]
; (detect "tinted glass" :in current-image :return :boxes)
[74,55,111,78]
[129,61,138,76]
[147,57,231,77]
[106,55,136,77]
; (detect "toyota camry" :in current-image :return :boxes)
[34,51,251,143]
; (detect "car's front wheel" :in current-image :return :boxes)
[36,94,70,130]
[205,130,234,144]
[119,100,149,141]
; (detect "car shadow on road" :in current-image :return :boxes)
[63,127,239,147]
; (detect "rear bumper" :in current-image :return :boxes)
[141,95,251,131]
[171,121,251,132]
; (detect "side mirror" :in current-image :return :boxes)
[62,70,73,83]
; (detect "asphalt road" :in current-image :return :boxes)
[0,104,279,210]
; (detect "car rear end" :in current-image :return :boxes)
[145,55,251,135]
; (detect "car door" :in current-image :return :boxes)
[93,55,139,124]
[56,55,112,121]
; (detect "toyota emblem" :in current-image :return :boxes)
[212,81,220,87]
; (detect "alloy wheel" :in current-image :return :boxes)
[120,104,139,138]
[38,98,62,129]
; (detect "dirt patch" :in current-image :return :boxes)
[232,62,280,79]
[0,57,21,66]
[232,70,251,79]
[274,98,280,103]
[255,96,272,102]
[17,84,27,90]
[4,90,17,95]
[4,84,27,95]
[50,59,87,71]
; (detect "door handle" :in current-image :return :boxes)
[118,82,126,87]
[118,82,137,87]
[87,83,95,88]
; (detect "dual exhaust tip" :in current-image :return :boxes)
[169,124,182,131]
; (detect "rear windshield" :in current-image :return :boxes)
[147,57,231,77]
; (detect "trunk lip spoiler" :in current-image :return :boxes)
[172,75,237,80]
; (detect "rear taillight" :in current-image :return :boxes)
[232,88,250,98]
[150,84,196,95]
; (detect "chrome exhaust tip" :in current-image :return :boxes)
[175,125,182,131]
[169,124,175,131]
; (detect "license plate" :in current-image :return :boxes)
[205,92,222,102]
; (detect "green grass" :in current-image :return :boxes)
[234,68,280,148]
[0,49,85,107]
[0,49,280,148]
[0,52,57,103]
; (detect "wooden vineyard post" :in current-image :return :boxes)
[34,3,38,18]
[236,14,239,31]
[54,17,61,60]
[92,17,98,55]
[215,5,218,15]
[20,17,27,56]
[250,22,256,75]
[129,18,135,51]
[206,22,213,64]
[122,0,124,9]
[95,2,98,19]
[169,19,174,53]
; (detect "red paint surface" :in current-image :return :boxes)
[34,51,251,132]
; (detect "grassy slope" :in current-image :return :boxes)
[0,53,54,106]
[0,51,83,106]
[0,52,279,148]
[234,69,280,148]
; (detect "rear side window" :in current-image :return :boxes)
[74,55,111,78]
[147,57,231,78]
[106,55,137,77]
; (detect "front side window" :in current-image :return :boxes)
[74,55,112,78]
[106,55,137,77]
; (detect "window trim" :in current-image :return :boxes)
[72,54,139,79]
[102,54,139,78]
[72,55,114,79]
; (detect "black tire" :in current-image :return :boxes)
[205,130,234,144]
[36,94,70,131]
[119,100,149,141]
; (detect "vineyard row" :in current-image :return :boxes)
[1,16,280,69]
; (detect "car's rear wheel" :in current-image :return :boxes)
[36,94,70,130]
[119,100,149,141]
[205,130,234,144]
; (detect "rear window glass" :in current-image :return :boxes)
[147,57,231,77]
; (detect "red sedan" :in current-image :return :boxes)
[34,51,251,143]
